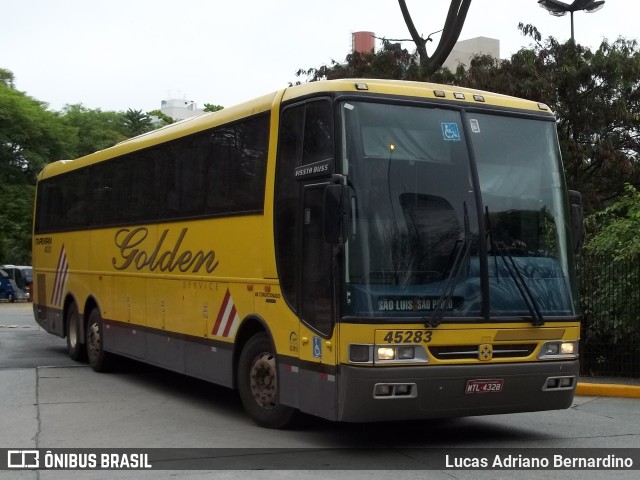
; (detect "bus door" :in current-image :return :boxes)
[276,97,339,419]
[298,181,339,420]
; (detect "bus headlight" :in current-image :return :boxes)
[349,344,428,364]
[374,346,427,363]
[397,346,415,360]
[377,347,395,360]
[538,341,578,359]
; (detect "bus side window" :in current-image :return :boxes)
[302,100,333,165]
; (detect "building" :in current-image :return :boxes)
[160,98,204,121]
[442,36,500,70]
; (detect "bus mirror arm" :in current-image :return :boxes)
[568,190,584,255]
[323,182,350,245]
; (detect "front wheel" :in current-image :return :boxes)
[237,333,297,428]
[86,307,113,372]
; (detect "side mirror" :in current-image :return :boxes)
[568,190,584,255]
[323,184,350,244]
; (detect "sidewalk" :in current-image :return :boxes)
[576,376,640,398]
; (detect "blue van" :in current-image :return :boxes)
[0,268,26,302]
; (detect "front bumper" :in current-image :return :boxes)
[337,360,579,422]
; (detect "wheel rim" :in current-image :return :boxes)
[249,352,277,409]
[87,321,101,363]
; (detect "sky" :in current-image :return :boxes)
[1,0,637,113]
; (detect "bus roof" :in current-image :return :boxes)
[38,79,551,181]
[281,78,551,113]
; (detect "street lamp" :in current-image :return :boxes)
[538,0,605,41]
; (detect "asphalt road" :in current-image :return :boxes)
[1,302,640,479]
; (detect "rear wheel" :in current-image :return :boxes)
[66,303,86,361]
[86,308,113,372]
[238,332,297,428]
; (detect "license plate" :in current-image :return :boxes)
[465,379,504,394]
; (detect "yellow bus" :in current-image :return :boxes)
[33,79,582,428]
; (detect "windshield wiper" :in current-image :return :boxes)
[485,207,545,326]
[425,202,473,328]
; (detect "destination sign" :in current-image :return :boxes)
[376,296,463,312]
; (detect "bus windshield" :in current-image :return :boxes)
[340,101,576,320]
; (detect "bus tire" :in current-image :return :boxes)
[238,332,297,429]
[86,307,113,372]
[66,302,86,361]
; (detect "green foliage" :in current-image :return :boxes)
[61,104,127,157]
[297,40,420,82]
[0,83,76,182]
[122,109,153,137]
[203,103,224,112]
[585,183,640,260]
[0,68,15,88]
[0,76,76,264]
[580,184,640,376]
[147,109,175,126]
[0,183,35,264]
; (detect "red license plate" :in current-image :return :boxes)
[465,379,504,394]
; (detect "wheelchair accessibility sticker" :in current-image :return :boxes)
[441,122,461,141]
[312,336,322,359]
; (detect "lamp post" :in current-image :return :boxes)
[538,0,605,41]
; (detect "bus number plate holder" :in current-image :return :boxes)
[465,379,504,394]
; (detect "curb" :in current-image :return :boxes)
[576,382,640,399]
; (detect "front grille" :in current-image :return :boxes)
[429,344,536,360]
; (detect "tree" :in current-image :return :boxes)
[398,0,472,78]
[297,40,419,82]
[203,103,224,112]
[147,109,175,126]
[0,68,15,88]
[585,183,640,260]
[0,81,76,182]
[580,183,640,375]
[0,70,76,264]
[297,0,471,82]
[61,104,128,157]
[122,109,153,137]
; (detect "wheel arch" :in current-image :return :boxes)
[232,315,274,389]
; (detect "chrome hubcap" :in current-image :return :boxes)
[249,353,277,409]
